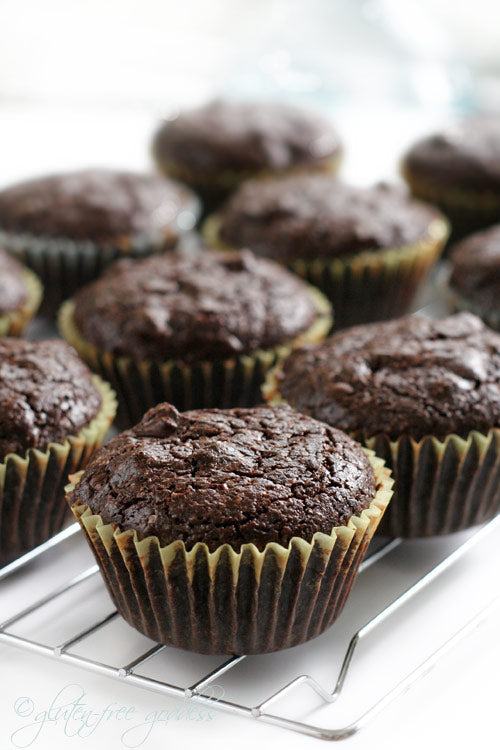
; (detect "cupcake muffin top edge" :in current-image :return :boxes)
[0,250,29,314]
[402,115,500,191]
[0,168,200,243]
[276,312,500,441]
[0,338,103,460]
[70,248,329,362]
[67,402,376,552]
[450,223,500,314]
[153,98,342,174]
[217,175,444,261]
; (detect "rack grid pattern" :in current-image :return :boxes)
[2,516,499,741]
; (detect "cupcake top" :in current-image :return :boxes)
[217,176,442,261]
[450,224,500,314]
[71,249,326,362]
[275,312,500,441]
[153,99,341,174]
[0,250,29,314]
[68,402,375,551]
[0,169,198,242]
[402,116,500,191]
[0,338,102,460]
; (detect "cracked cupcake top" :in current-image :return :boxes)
[0,250,29,314]
[0,338,102,460]
[0,169,198,242]
[71,249,325,362]
[153,99,342,174]
[218,176,441,261]
[68,403,376,551]
[450,224,500,314]
[276,312,500,440]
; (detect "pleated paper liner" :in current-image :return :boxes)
[155,155,343,217]
[67,452,392,655]
[58,289,332,429]
[402,168,500,244]
[202,215,449,330]
[263,367,500,538]
[0,269,43,337]
[450,289,500,333]
[363,430,500,537]
[0,198,201,316]
[0,376,117,566]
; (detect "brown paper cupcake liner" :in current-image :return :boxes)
[363,430,500,537]
[67,452,392,655]
[402,169,500,243]
[263,368,500,538]
[203,215,449,330]
[0,376,117,566]
[0,269,43,336]
[0,199,200,315]
[58,290,332,429]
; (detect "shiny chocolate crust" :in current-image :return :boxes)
[450,224,500,314]
[402,117,500,192]
[0,338,102,460]
[218,176,440,261]
[0,169,197,242]
[277,312,500,441]
[68,402,375,551]
[0,250,28,314]
[71,249,323,362]
[153,99,341,174]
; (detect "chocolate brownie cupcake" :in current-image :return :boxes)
[449,224,500,329]
[402,116,500,241]
[67,402,392,654]
[205,176,449,329]
[0,338,116,565]
[152,99,342,213]
[0,250,42,336]
[58,248,332,426]
[265,312,500,537]
[0,169,200,312]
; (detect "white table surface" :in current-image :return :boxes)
[0,100,498,750]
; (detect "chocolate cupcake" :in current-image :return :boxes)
[67,402,392,654]
[0,250,42,336]
[58,249,332,427]
[265,312,500,537]
[402,116,500,241]
[449,224,500,329]
[0,169,200,313]
[0,338,116,565]
[152,99,342,213]
[205,175,449,329]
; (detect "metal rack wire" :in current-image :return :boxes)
[1,516,499,742]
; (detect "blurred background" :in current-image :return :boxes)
[1,0,500,185]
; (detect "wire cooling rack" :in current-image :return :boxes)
[1,515,499,742]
